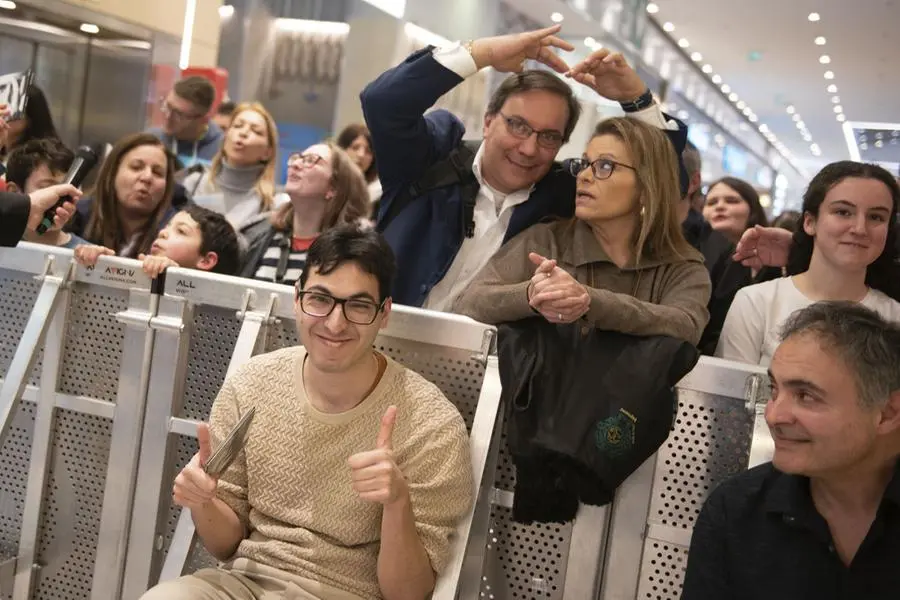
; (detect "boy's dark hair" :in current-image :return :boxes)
[173,76,216,114]
[5,137,74,189]
[299,225,396,303]
[181,205,240,275]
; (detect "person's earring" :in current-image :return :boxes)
[640,204,646,220]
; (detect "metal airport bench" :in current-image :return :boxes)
[0,243,770,600]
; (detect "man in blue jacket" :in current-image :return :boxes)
[361,24,688,308]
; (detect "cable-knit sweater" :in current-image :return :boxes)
[209,346,474,599]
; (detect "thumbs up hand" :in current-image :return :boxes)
[348,406,407,506]
[173,422,220,511]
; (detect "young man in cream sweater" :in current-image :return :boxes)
[142,226,474,600]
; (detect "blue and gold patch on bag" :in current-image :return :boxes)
[594,409,638,459]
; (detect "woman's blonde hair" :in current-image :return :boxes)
[208,101,278,211]
[272,141,370,233]
[84,132,175,257]
[591,117,695,265]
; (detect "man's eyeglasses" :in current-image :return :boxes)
[568,157,636,180]
[499,113,565,149]
[159,99,203,121]
[288,153,326,168]
[297,291,383,325]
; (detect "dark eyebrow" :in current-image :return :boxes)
[768,369,827,396]
[506,113,563,135]
[829,199,891,214]
[583,153,621,162]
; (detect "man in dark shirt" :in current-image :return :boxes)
[682,301,900,600]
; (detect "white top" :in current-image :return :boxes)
[715,277,900,366]
[422,43,677,312]
[368,179,383,204]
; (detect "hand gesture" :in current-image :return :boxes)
[471,25,574,73]
[567,49,648,103]
[348,406,407,506]
[26,184,82,233]
[138,253,179,278]
[74,244,115,266]
[732,225,792,269]
[173,423,219,511]
[527,252,590,323]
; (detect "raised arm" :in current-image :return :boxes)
[360,48,467,190]
[361,26,574,192]
[568,49,691,189]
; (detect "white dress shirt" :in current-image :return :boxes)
[423,142,532,311]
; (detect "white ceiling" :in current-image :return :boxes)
[504,0,900,175]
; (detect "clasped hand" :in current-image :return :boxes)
[527,252,590,324]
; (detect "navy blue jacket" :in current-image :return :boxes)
[361,47,688,307]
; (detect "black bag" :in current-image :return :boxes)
[498,318,699,524]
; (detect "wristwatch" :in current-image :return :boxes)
[620,88,655,113]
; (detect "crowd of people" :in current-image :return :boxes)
[0,21,898,600]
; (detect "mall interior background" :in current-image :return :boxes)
[0,0,896,212]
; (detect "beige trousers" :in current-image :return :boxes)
[139,558,365,600]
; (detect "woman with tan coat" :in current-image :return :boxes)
[454,117,711,346]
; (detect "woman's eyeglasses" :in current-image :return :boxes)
[288,153,326,168]
[567,157,636,180]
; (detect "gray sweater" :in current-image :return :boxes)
[183,161,271,234]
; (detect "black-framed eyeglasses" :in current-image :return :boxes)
[297,290,384,325]
[499,113,565,149]
[288,153,326,168]
[159,98,203,121]
[568,157,636,180]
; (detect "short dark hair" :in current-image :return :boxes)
[216,100,236,116]
[707,176,769,229]
[780,301,900,408]
[682,140,702,180]
[486,70,581,142]
[298,225,396,303]
[173,76,216,114]
[179,205,240,275]
[787,161,899,300]
[5,137,74,189]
